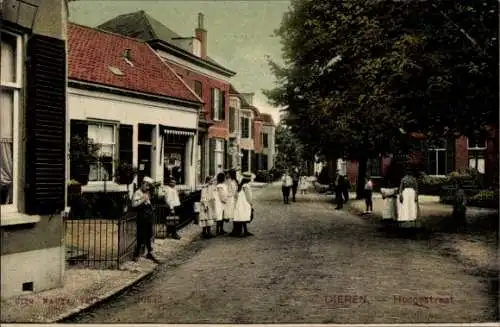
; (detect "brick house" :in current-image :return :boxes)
[343,130,499,188]
[256,113,276,171]
[97,11,236,183]
[1,0,68,299]
[67,23,202,193]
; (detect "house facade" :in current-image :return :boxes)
[343,130,499,187]
[1,0,68,299]
[67,23,202,192]
[256,113,276,171]
[97,11,236,183]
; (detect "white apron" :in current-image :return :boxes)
[381,188,398,220]
[214,184,227,222]
[199,186,215,227]
[397,188,418,222]
[223,180,237,220]
[234,185,252,222]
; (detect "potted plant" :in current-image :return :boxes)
[70,135,100,186]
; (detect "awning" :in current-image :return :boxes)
[159,124,196,137]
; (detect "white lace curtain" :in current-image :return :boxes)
[1,90,14,204]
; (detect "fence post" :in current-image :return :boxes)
[117,210,122,267]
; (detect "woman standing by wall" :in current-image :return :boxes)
[233,172,254,237]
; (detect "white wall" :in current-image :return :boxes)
[68,87,198,190]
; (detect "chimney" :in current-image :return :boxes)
[195,12,207,59]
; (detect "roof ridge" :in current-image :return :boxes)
[139,10,158,40]
[69,22,146,44]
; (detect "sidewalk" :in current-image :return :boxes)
[343,193,498,275]
[1,184,269,323]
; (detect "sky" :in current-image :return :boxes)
[68,0,290,124]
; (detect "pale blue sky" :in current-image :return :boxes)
[68,0,290,123]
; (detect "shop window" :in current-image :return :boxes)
[88,123,116,182]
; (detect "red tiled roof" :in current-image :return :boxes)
[68,23,200,103]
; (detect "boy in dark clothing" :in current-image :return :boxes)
[291,168,300,202]
[335,175,345,209]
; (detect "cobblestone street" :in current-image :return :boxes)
[64,184,497,324]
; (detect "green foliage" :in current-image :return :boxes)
[265,0,498,161]
[274,123,307,169]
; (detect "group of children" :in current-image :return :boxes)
[280,168,310,204]
[197,170,254,238]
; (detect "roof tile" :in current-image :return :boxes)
[68,23,200,103]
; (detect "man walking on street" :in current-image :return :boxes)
[335,174,346,210]
[291,167,300,202]
[132,176,159,263]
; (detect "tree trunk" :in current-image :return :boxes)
[356,157,367,200]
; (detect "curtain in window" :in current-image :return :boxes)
[88,124,114,181]
[1,90,14,204]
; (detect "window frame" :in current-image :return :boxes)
[467,136,487,174]
[212,88,222,121]
[262,133,269,148]
[87,121,118,183]
[1,31,23,214]
[240,115,251,139]
[194,80,203,98]
[214,139,225,173]
[427,143,448,177]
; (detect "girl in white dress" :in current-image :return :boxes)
[199,176,215,238]
[224,169,238,223]
[299,176,308,194]
[214,172,228,235]
[233,172,254,237]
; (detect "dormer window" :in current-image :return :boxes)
[123,48,134,67]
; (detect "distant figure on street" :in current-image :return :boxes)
[291,167,300,202]
[131,176,159,263]
[299,176,308,194]
[164,178,182,240]
[343,177,350,203]
[364,177,374,214]
[214,172,228,235]
[397,168,420,228]
[452,179,467,230]
[199,176,216,238]
[335,174,347,209]
[281,169,293,204]
[232,172,254,237]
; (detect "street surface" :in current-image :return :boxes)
[64,184,497,324]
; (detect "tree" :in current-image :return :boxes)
[274,123,306,171]
[265,0,498,197]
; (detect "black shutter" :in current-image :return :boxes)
[210,88,215,120]
[220,91,226,120]
[70,119,88,181]
[229,107,235,133]
[25,35,66,215]
[119,124,133,165]
[209,138,215,176]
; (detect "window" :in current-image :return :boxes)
[426,140,447,176]
[467,136,487,174]
[211,88,225,121]
[194,80,203,98]
[212,88,221,120]
[229,106,236,133]
[214,139,225,174]
[241,116,250,139]
[88,123,116,182]
[367,157,382,177]
[163,133,188,184]
[1,31,22,210]
[262,133,269,148]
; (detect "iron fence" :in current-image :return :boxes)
[65,187,201,269]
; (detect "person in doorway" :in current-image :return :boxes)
[164,178,182,240]
[214,172,228,235]
[291,167,300,202]
[281,169,293,204]
[233,172,254,237]
[131,176,159,263]
[199,176,215,238]
[364,177,374,214]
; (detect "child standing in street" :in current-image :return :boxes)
[299,176,308,194]
[281,170,293,204]
[364,177,374,214]
[199,176,215,238]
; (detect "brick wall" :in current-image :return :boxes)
[485,128,499,186]
[253,120,262,153]
[455,136,469,172]
[169,64,229,139]
[346,161,358,186]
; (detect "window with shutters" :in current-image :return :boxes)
[88,122,117,182]
[367,156,382,177]
[214,139,225,174]
[467,135,487,174]
[194,80,203,98]
[1,31,22,211]
[426,139,448,176]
